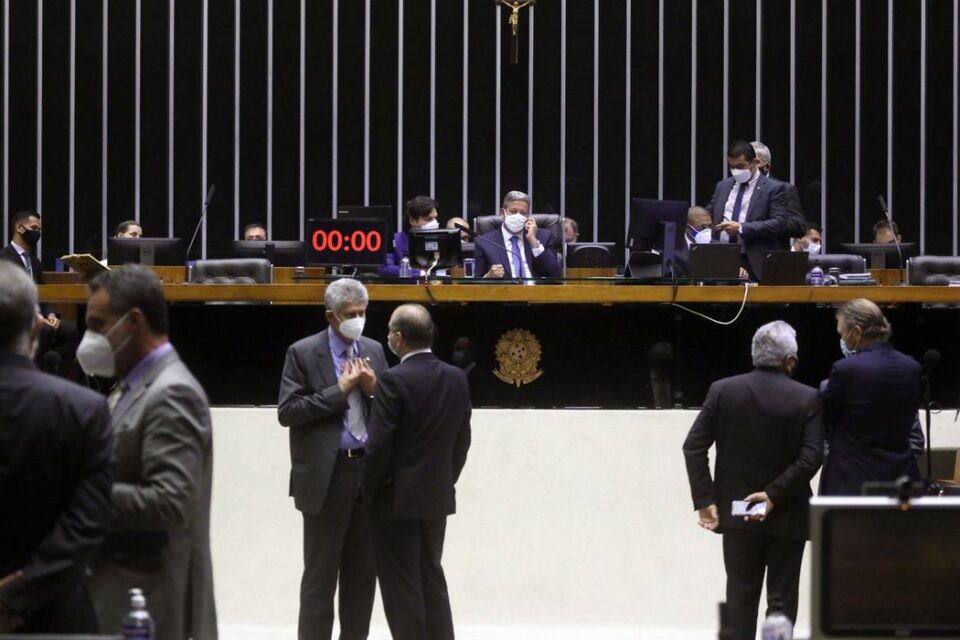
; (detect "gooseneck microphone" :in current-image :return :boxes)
[454,222,525,279]
[877,195,904,268]
[185,184,217,262]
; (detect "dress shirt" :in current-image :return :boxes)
[499,225,544,279]
[328,327,367,449]
[112,342,174,416]
[720,171,760,244]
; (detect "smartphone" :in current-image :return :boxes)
[731,500,767,517]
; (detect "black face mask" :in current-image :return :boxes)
[21,228,41,246]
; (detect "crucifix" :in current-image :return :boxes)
[496,0,536,65]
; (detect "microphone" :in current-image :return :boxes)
[453,222,526,279]
[185,184,217,262]
[42,351,60,374]
[877,195,903,268]
[921,348,941,478]
[453,222,476,240]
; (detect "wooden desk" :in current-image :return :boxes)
[37,281,960,305]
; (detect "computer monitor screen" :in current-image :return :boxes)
[408,229,462,270]
[839,242,918,269]
[232,241,308,267]
[335,205,394,235]
[810,497,960,639]
[107,237,186,266]
[566,242,616,268]
[306,217,390,266]
[627,198,690,253]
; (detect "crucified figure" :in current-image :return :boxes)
[496,0,535,64]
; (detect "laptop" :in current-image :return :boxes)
[688,244,742,280]
[760,251,810,285]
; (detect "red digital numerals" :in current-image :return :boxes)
[312,229,382,253]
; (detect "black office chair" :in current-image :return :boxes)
[808,253,867,274]
[473,213,563,258]
[907,256,960,285]
[189,258,272,284]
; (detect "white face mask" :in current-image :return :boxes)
[805,242,822,255]
[419,219,440,231]
[76,312,131,378]
[694,228,713,244]
[387,332,400,357]
[336,315,366,342]
[731,168,753,184]
[503,213,527,235]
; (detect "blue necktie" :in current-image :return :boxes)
[22,252,32,277]
[510,236,524,278]
[729,182,748,241]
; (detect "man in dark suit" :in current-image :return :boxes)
[683,320,823,640]
[364,304,472,640]
[278,277,388,640]
[0,262,114,634]
[706,141,807,280]
[473,190,562,279]
[0,211,78,377]
[820,299,923,495]
[80,266,217,640]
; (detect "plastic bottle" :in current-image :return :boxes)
[808,265,823,286]
[122,588,155,640]
[399,256,412,278]
[761,595,794,640]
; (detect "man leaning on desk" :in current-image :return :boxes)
[706,141,806,281]
[473,191,562,279]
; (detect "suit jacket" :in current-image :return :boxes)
[364,352,472,519]
[683,368,823,540]
[473,228,562,279]
[277,330,388,513]
[705,174,806,279]
[0,352,113,633]
[89,347,217,640]
[0,243,51,315]
[820,342,923,495]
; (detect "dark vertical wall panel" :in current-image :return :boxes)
[2,0,958,262]
[40,0,68,267]
[271,0,300,240]
[74,0,103,255]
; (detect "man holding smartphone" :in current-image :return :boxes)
[682,321,823,640]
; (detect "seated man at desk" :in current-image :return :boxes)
[707,140,806,280]
[474,190,562,279]
[791,221,822,254]
[446,216,471,241]
[379,196,439,277]
[873,219,901,244]
[243,222,268,241]
[115,220,143,238]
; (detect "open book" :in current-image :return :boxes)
[60,253,110,279]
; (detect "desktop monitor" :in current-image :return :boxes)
[627,198,690,275]
[408,229,462,271]
[306,217,390,267]
[810,496,960,639]
[232,240,308,267]
[107,237,186,266]
[839,242,918,269]
[566,242,616,268]
[335,205,394,235]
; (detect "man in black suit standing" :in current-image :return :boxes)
[706,141,807,280]
[0,211,78,377]
[364,304,472,640]
[683,320,823,640]
[278,277,388,640]
[0,262,113,634]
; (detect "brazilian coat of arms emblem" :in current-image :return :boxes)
[493,328,544,387]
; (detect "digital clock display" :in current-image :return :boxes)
[306,217,391,266]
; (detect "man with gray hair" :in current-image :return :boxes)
[473,190,562,279]
[0,262,113,634]
[278,277,388,640]
[683,320,823,640]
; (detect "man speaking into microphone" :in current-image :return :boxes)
[472,191,562,279]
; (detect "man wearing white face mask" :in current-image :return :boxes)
[278,277,388,640]
[706,141,806,280]
[80,266,217,640]
[791,221,822,255]
[473,190,562,279]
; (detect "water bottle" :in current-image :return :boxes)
[399,256,412,278]
[808,265,823,286]
[122,588,155,640]
[761,595,793,640]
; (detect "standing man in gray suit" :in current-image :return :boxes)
[78,266,217,640]
[278,278,387,640]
